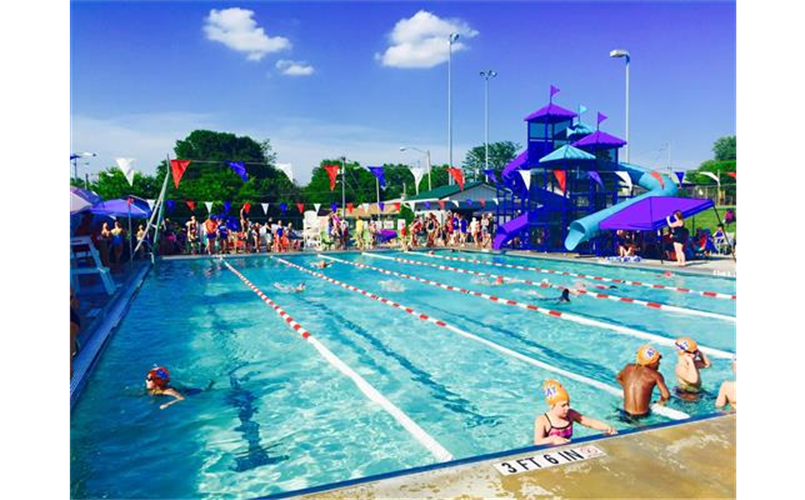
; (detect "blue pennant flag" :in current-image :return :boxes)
[378,201,385,212]
[424,201,431,210]
[228,161,248,182]
[367,166,386,189]
[675,171,686,185]
[484,169,498,184]
[166,199,174,212]
[466,199,473,207]
[222,201,232,213]
[588,170,604,188]
[279,202,287,215]
[330,202,338,213]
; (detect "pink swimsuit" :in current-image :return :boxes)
[545,413,573,439]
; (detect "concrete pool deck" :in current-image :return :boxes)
[291,414,736,500]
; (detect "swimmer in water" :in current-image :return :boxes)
[311,260,333,269]
[146,366,185,410]
[533,380,616,446]
[715,356,736,411]
[274,283,306,293]
[673,337,711,401]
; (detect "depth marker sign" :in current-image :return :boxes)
[493,445,606,476]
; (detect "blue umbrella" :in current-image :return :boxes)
[90,199,151,218]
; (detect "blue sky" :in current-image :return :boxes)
[71,0,736,183]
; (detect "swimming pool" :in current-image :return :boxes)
[70,250,736,499]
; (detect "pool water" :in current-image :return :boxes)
[70,250,736,499]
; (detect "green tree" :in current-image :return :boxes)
[712,135,736,161]
[462,141,521,180]
[90,168,160,200]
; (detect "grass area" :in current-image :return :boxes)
[689,205,737,238]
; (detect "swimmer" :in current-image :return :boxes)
[533,380,616,446]
[146,366,185,410]
[471,275,506,286]
[311,260,333,269]
[674,337,711,400]
[530,288,570,303]
[715,356,736,411]
[379,279,406,293]
[273,283,306,293]
[616,345,671,418]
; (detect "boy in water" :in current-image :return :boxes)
[533,380,616,446]
[673,337,711,400]
[715,356,737,410]
[146,366,185,410]
[616,345,671,418]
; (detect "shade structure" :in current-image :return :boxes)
[90,198,151,218]
[70,186,103,214]
[572,130,627,150]
[539,144,596,163]
[599,196,714,231]
[523,103,578,123]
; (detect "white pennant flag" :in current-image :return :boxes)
[491,198,499,205]
[701,171,720,186]
[314,203,321,213]
[146,199,155,210]
[361,203,369,211]
[261,203,269,214]
[519,170,531,191]
[276,163,294,183]
[452,200,460,207]
[115,158,136,186]
[204,202,213,213]
[407,201,417,211]
[409,166,425,194]
[615,171,633,191]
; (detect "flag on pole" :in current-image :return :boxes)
[550,85,560,102]
[588,170,604,188]
[186,200,196,211]
[314,203,321,213]
[492,198,498,205]
[407,201,416,211]
[296,202,305,213]
[519,170,531,191]
[448,167,465,190]
[205,202,213,213]
[597,112,607,129]
[615,171,633,191]
[261,203,269,214]
[484,169,498,184]
[280,202,287,215]
[170,159,190,188]
[452,200,460,208]
[578,104,588,121]
[650,171,665,189]
[323,164,340,191]
[553,170,567,194]
[227,161,248,182]
[368,166,386,189]
[115,158,136,186]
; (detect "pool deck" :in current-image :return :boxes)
[290,414,736,500]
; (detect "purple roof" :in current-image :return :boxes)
[502,149,528,178]
[572,130,627,149]
[599,197,714,231]
[523,103,578,123]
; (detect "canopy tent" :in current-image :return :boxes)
[70,186,103,214]
[90,198,152,218]
[599,196,714,231]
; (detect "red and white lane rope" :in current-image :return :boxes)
[220,258,454,462]
[364,253,735,323]
[273,257,689,421]
[319,254,733,360]
[421,252,737,301]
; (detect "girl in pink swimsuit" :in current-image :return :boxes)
[534,380,617,446]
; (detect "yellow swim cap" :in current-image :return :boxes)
[636,345,662,366]
[674,337,698,354]
[543,379,570,406]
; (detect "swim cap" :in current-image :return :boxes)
[543,379,570,406]
[148,366,170,387]
[636,345,662,366]
[674,337,698,354]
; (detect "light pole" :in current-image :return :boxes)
[71,151,96,184]
[479,70,497,182]
[399,146,432,191]
[448,32,459,184]
[609,49,630,162]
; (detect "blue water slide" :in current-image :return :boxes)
[564,163,678,251]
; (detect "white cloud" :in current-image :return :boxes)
[276,59,315,76]
[204,8,290,61]
[377,10,479,69]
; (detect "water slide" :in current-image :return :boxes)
[564,163,677,250]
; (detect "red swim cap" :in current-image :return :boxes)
[148,366,170,388]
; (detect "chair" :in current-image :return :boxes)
[70,236,116,295]
[714,232,734,255]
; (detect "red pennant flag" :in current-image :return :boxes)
[186,200,196,211]
[552,170,567,194]
[448,167,465,191]
[480,199,486,208]
[296,202,305,213]
[323,164,340,191]
[243,202,251,214]
[170,159,191,189]
[727,171,736,179]
[347,202,354,214]
[650,171,665,189]
[394,202,401,211]
[438,200,446,210]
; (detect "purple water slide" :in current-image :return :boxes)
[493,211,535,249]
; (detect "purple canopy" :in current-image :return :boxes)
[523,103,577,123]
[572,130,627,150]
[70,186,103,214]
[599,197,714,231]
[376,229,397,242]
[90,198,151,218]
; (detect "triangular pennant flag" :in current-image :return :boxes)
[452,200,460,208]
[296,202,305,213]
[261,203,269,214]
[361,203,369,211]
[146,199,155,210]
[519,170,531,191]
[550,84,560,101]
[243,202,251,214]
[205,202,213,213]
[276,163,294,183]
[223,201,232,213]
[347,202,354,214]
[115,157,136,186]
[448,167,465,190]
[280,202,288,215]
[726,171,736,179]
[552,170,567,194]
[378,202,385,212]
[597,112,607,128]
[648,171,665,189]
[393,202,401,211]
[314,203,322,213]
[186,200,196,211]
[407,201,417,211]
[492,198,499,205]
[479,199,486,208]
[166,200,175,212]
[409,166,425,194]
[588,170,604,188]
[227,161,248,182]
[438,200,446,210]
[330,202,338,213]
[578,104,588,120]
[701,171,720,185]
[368,166,386,189]
[465,199,473,207]
[484,169,498,184]
[615,171,633,191]
[675,172,686,185]
[323,164,340,191]
[169,159,190,189]
[424,201,431,210]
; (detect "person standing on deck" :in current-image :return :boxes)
[616,345,671,418]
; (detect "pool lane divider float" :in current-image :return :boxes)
[319,254,734,361]
[364,253,735,323]
[219,257,454,463]
[274,257,689,421]
[421,252,737,301]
